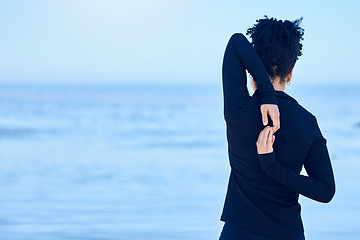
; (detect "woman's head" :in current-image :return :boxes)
[247,16,304,83]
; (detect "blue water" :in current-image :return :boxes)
[0,83,359,240]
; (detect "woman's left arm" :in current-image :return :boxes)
[222,33,280,130]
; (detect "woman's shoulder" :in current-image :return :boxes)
[279,99,324,141]
[276,92,315,119]
[282,101,317,125]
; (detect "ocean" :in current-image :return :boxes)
[0,83,359,240]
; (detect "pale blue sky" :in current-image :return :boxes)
[0,0,359,84]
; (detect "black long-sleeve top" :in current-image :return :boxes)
[220,33,335,238]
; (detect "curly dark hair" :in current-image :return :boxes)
[246,16,304,83]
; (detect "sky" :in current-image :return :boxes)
[0,0,359,84]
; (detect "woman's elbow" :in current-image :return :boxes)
[320,184,336,203]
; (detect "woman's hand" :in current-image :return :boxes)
[256,126,275,154]
[261,104,280,133]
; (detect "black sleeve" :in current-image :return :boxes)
[257,138,336,203]
[222,33,277,114]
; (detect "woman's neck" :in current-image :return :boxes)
[272,79,286,91]
[272,70,293,91]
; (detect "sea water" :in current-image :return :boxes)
[0,83,359,240]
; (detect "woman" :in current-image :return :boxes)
[219,17,335,240]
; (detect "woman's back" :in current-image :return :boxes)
[221,89,327,238]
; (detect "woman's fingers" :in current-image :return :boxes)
[257,126,274,154]
[261,108,268,126]
[260,104,280,133]
[267,128,273,145]
[257,126,270,144]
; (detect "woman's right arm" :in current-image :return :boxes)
[256,127,336,203]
